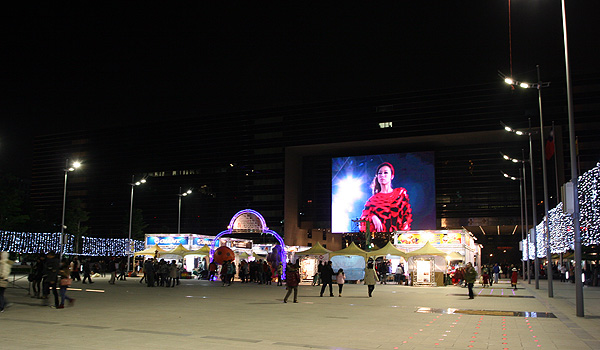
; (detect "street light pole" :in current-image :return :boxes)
[127,176,146,272]
[501,168,527,281]
[561,0,584,317]
[518,167,526,281]
[501,122,540,289]
[522,149,531,283]
[60,159,81,260]
[535,65,554,298]
[527,120,540,290]
[177,187,192,235]
[60,160,69,259]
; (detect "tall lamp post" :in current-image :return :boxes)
[177,187,192,234]
[500,129,540,289]
[560,0,584,318]
[521,149,531,283]
[504,68,554,297]
[127,176,147,272]
[60,159,81,259]
[500,167,529,282]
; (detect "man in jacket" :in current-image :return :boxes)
[42,251,60,308]
[283,263,300,303]
[492,263,500,285]
[464,262,478,299]
[319,261,335,297]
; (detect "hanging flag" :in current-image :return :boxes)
[545,126,555,160]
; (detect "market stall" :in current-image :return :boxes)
[329,242,368,281]
[366,241,408,283]
[294,242,331,280]
[395,229,480,271]
[406,241,447,286]
[183,245,211,275]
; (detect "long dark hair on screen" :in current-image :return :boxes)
[370,162,395,195]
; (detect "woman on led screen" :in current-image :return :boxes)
[360,162,412,232]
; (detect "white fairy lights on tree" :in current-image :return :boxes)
[578,163,600,245]
[521,162,599,260]
[0,231,144,256]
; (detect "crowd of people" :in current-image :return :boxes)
[140,258,181,287]
[4,249,563,310]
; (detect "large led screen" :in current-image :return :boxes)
[332,152,435,233]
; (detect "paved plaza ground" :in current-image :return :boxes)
[1,274,600,350]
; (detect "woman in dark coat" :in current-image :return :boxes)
[283,263,300,303]
[510,268,519,290]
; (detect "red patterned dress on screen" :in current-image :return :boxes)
[360,187,412,232]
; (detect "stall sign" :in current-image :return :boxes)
[399,232,462,245]
[228,240,252,249]
[193,237,216,247]
[147,236,189,247]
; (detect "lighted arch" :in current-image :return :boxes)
[211,209,287,278]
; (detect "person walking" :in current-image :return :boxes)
[42,251,60,308]
[31,254,46,298]
[221,261,229,286]
[70,257,81,282]
[208,261,217,281]
[139,261,147,284]
[492,263,500,285]
[108,258,117,284]
[364,262,379,297]
[58,259,75,308]
[464,262,477,299]
[319,261,334,297]
[559,265,567,282]
[316,261,323,286]
[227,260,235,285]
[144,258,155,287]
[82,258,94,284]
[336,268,345,297]
[276,263,283,286]
[510,268,519,290]
[0,251,14,312]
[481,265,489,287]
[283,262,300,303]
[117,258,127,281]
[169,261,178,287]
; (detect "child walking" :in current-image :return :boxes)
[336,268,345,297]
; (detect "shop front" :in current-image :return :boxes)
[394,230,481,286]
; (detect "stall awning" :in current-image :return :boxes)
[295,242,332,256]
[329,242,368,258]
[134,244,167,257]
[406,241,447,258]
[160,244,191,257]
[366,241,407,259]
[447,251,465,261]
[183,245,211,257]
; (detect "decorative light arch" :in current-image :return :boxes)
[211,209,287,278]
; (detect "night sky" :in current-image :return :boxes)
[3,2,599,177]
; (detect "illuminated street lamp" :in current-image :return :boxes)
[127,176,147,272]
[501,162,529,282]
[500,127,540,289]
[559,0,584,317]
[60,159,81,259]
[503,66,554,298]
[177,187,193,234]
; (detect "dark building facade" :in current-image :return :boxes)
[30,75,600,262]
